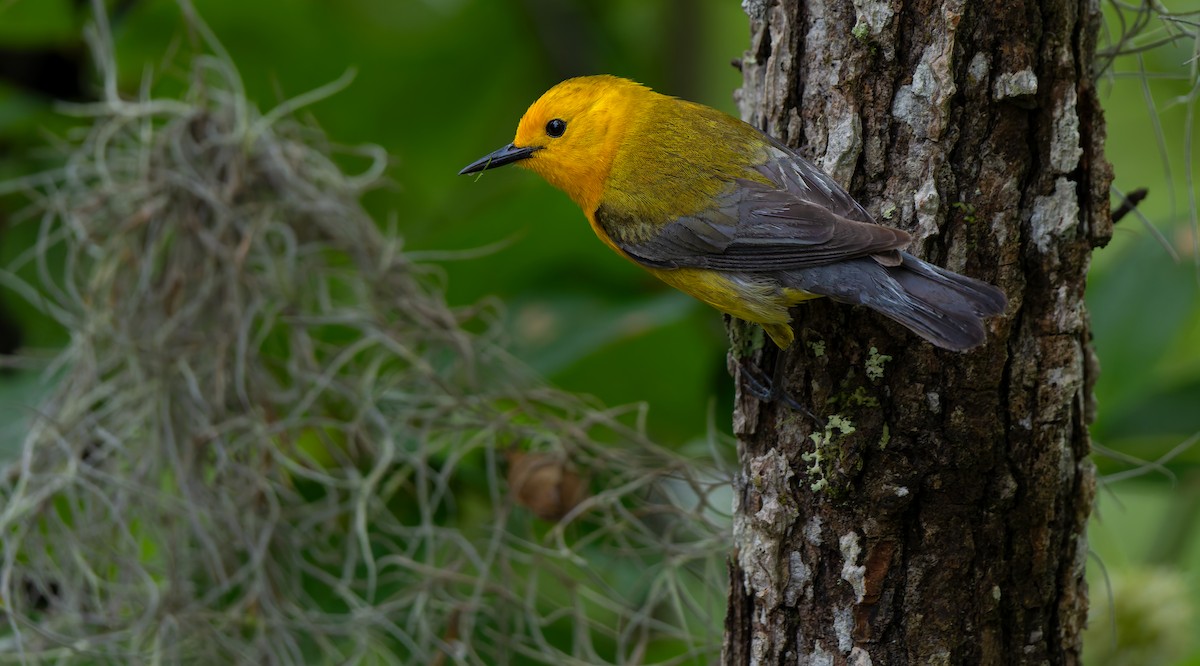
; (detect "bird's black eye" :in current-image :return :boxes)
[545,118,567,138]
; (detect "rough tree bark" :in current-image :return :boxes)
[723,1,1111,664]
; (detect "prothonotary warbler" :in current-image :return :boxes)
[460,75,1006,352]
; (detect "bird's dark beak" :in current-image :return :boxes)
[459,143,539,175]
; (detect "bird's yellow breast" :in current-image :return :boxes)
[644,266,785,322]
[645,266,819,348]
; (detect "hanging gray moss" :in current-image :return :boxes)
[0,5,730,664]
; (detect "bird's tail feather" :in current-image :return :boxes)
[782,251,1007,351]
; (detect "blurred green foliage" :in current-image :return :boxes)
[0,0,748,447]
[0,0,1198,663]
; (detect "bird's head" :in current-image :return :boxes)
[459,75,650,211]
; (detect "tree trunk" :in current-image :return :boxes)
[723,1,1111,664]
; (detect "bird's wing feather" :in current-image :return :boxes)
[598,147,911,272]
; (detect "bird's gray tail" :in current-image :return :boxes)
[782,251,1007,351]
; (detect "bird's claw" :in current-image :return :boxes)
[738,357,825,428]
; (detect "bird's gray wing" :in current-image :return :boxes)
[598,147,910,272]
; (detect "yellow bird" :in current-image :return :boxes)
[460,75,1006,352]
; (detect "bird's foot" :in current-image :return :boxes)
[738,357,825,428]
